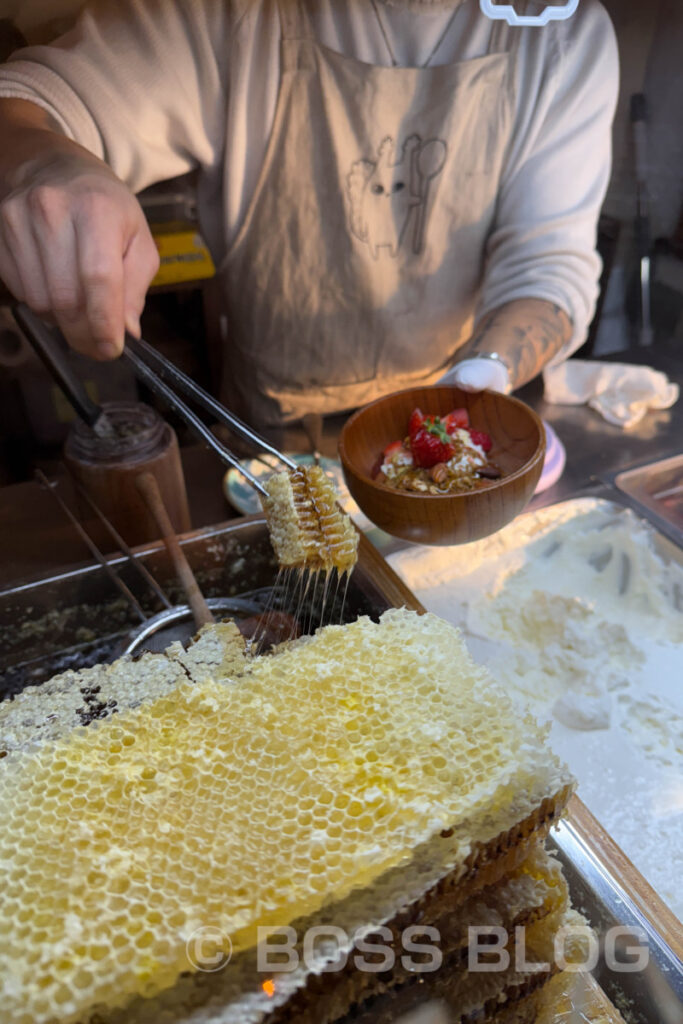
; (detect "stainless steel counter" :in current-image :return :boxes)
[519,344,682,514]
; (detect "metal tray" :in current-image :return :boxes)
[0,514,680,1023]
[0,517,402,701]
[614,453,683,537]
[385,492,683,1021]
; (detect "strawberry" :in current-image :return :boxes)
[383,439,405,459]
[408,408,426,439]
[411,429,455,468]
[410,416,455,468]
[443,407,470,433]
[468,429,492,453]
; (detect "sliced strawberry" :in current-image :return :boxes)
[383,439,405,459]
[443,407,470,433]
[468,429,492,453]
[408,407,426,439]
[411,423,455,468]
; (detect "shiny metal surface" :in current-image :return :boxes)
[519,346,683,517]
[126,333,297,470]
[614,453,683,536]
[116,596,263,657]
[123,346,270,495]
[550,822,683,1021]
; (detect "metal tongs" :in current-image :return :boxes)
[120,333,297,495]
[13,302,296,496]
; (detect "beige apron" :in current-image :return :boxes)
[218,0,517,428]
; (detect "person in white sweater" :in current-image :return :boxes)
[0,0,618,428]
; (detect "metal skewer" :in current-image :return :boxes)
[65,470,173,610]
[35,469,147,623]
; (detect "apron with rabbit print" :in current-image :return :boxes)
[218,0,516,427]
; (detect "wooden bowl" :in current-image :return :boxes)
[338,386,545,546]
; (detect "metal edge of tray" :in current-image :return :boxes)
[0,517,267,600]
[0,514,419,614]
[508,486,683,1017]
[551,798,682,1006]
[0,516,413,695]
[600,459,683,551]
[530,477,683,560]
[535,475,679,537]
[386,481,683,1022]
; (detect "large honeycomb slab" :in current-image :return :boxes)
[0,609,571,1024]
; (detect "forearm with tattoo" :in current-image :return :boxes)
[458,299,573,390]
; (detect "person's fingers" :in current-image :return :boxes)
[72,196,127,359]
[122,222,160,338]
[24,183,96,357]
[0,223,34,304]
[1,174,151,359]
[0,196,53,311]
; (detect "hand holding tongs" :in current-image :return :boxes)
[12,302,296,496]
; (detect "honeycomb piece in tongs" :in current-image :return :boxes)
[110,334,358,573]
[261,464,359,574]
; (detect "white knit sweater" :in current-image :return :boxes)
[0,0,619,355]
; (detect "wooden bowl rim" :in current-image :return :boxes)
[338,386,546,501]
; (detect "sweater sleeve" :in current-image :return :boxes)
[478,1,619,361]
[0,0,231,193]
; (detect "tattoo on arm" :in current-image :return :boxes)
[460,299,573,390]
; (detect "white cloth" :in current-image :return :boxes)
[543,360,680,429]
[438,357,511,393]
[0,0,619,364]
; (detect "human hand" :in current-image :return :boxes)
[0,144,159,360]
[437,356,511,394]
